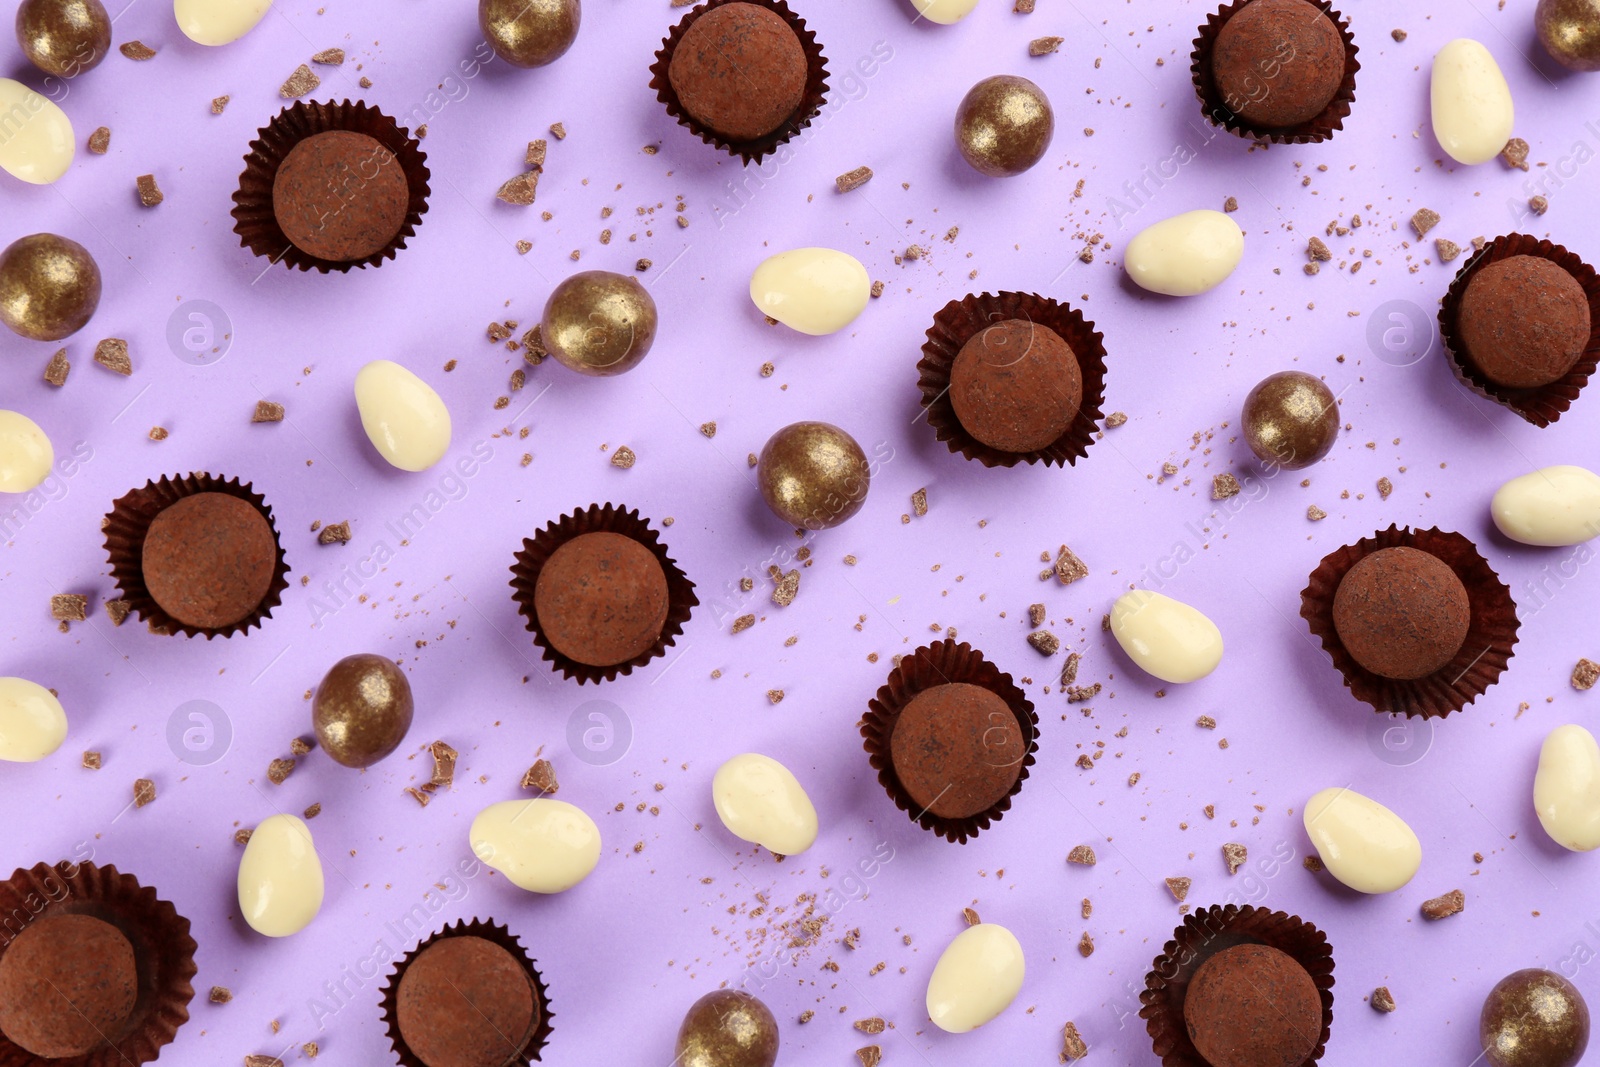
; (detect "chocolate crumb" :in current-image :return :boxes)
[1371,986,1396,1013]
[1029,603,1046,627]
[911,487,928,517]
[1212,473,1241,499]
[233,829,251,845]
[1054,545,1089,584]
[303,802,322,819]
[1078,931,1094,957]
[104,599,130,626]
[611,445,636,469]
[1307,236,1332,262]
[731,614,756,634]
[1410,208,1439,238]
[1222,842,1247,874]
[244,1056,283,1067]
[290,737,313,756]
[1222,196,1238,213]
[94,338,132,375]
[1436,238,1460,263]
[1377,476,1393,499]
[767,689,784,705]
[87,126,110,154]
[1390,28,1407,41]
[209,986,232,1004]
[1530,195,1549,216]
[772,570,800,607]
[870,280,884,298]
[836,166,873,193]
[1197,715,1216,729]
[549,122,566,140]
[1030,35,1065,55]
[856,1047,881,1067]
[317,521,352,545]
[359,76,372,88]
[636,258,652,271]
[1307,505,1327,521]
[1501,137,1530,171]
[44,349,69,387]
[1060,652,1080,687]
[497,171,539,205]
[311,47,345,65]
[119,40,156,59]
[404,786,431,807]
[1066,683,1100,703]
[1067,844,1096,866]
[1303,855,1324,872]
[962,906,981,926]
[1165,876,1191,902]
[1061,1020,1089,1061]
[51,594,87,621]
[1081,897,1092,919]
[280,63,320,98]
[133,778,156,807]
[699,421,717,437]
[267,758,295,784]
[135,173,164,207]
[1574,659,1600,690]
[431,740,458,786]
[854,1018,886,1034]
[1028,630,1060,656]
[1105,411,1128,427]
[798,1010,814,1023]
[82,751,101,770]
[210,95,229,114]
[522,758,558,794]
[1015,0,1034,9]
[1422,888,1464,919]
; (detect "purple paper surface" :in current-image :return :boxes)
[4,0,1600,1064]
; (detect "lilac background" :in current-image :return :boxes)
[4,0,1600,1063]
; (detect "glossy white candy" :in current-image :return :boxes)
[1124,209,1243,296]
[713,753,818,856]
[1302,787,1421,894]
[175,0,273,45]
[470,799,601,894]
[749,248,870,336]
[354,360,451,472]
[1431,39,1514,165]
[926,923,1025,1033]
[238,814,325,936]
[0,678,67,762]
[1491,465,1600,547]
[909,0,978,23]
[1535,724,1600,852]
[0,79,74,185]
[1110,590,1223,683]
[0,410,53,493]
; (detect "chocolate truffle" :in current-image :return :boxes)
[313,653,414,768]
[534,531,669,667]
[0,232,102,342]
[757,421,871,529]
[667,3,807,142]
[1211,0,1346,128]
[141,492,278,631]
[0,913,138,1058]
[1333,546,1470,680]
[890,682,1024,820]
[950,318,1082,453]
[1241,370,1340,470]
[1481,968,1590,1067]
[675,989,780,1067]
[1183,943,1322,1067]
[1538,0,1600,72]
[16,0,112,78]
[272,130,410,262]
[478,0,580,68]
[954,75,1054,177]
[396,936,539,1067]
[1458,255,1591,389]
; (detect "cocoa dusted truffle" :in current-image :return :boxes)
[950,319,1083,453]
[667,2,807,142]
[141,492,279,631]
[534,531,670,667]
[889,682,1025,820]
[1211,0,1347,128]
[273,130,411,262]
[0,913,138,1058]
[1333,546,1470,681]
[1183,944,1323,1067]
[396,936,540,1067]
[1458,255,1591,389]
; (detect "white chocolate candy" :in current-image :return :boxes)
[354,360,451,472]
[1124,209,1243,296]
[926,923,1025,1033]
[1302,787,1421,894]
[238,814,324,937]
[1110,590,1223,683]
[1431,39,1514,165]
[0,79,74,185]
[0,410,54,493]
[712,753,818,856]
[0,678,67,763]
[470,799,601,894]
[1535,724,1600,852]
[1491,465,1600,547]
[909,0,978,23]
[749,248,870,336]
[174,0,273,45]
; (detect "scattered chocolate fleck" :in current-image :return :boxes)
[1390,28,1407,41]
[233,829,251,845]
[210,95,229,114]
[636,258,652,271]
[1223,842,1247,874]
[549,122,566,140]
[963,906,981,926]
[267,758,296,784]
[611,445,636,469]
[1573,658,1600,691]
[1501,137,1530,171]
[699,421,717,437]
[430,740,458,786]
[1105,411,1128,427]
[303,1044,318,1059]
[1067,844,1096,866]
[1081,897,1092,919]
[1377,476,1393,499]
[731,613,756,634]
[290,737,313,756]
[497,171,539,205]
[1028,630,1060,656]
[1303,855,1323,872]
[772,570,800,607]
[82,751,101,770]
[359,76,372,89]
[303,802,322,819]
[87,126,110,154]
[1054,545,1089,584]
[855,1018,887,1034]
[120,40,156,59]
[209,986,232,1004]
[404,786,431,807]
[135,173,164,206]
[767,689,784,705]
[134,778,157,807]
[1530,195,1549,216]
[1061,1020,1090,1061]
[1165,876,1191,902]
[521,758,559,794]
[1212,473,1241,499]
[280,63,320,97]
[1371,986,1396,1013]
[1060,652,1081,688]
[911,487,928,517]
[836,166,873,193]
[44,349,69,387]
[51,594,87,621]
[1422,888,1464,919]
[1410,208,1439,238]
[1015,0,1034,9]
[516,240,531,254]
[799,1010,815,1023]
[1078,931,1094,957]
[1197,715,1217,729]
[311,47,345,65]
[1030,35,1064,54]
[93,338,132,375]
[870,280,885,298]
[1076,753,1094,770]
[1066,683,1101,703]
[1307,505,1327,521]
[317,521,352,545]
[1222,196,1238,213]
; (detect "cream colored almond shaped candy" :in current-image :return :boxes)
[713,753,818,856]
[1124,209,1243,296]
[174,0,273,45]
[1535,724,1600,852]
[1431,39,1514,165]
[1491,465,1600,547]
[909,0,978,23]
[0,410,54,493]
[354,359,451,472]
[1302,787,1421,894]
[0,79,74,185]
[1110,590,1223,683]
[470,798,601,893]
[0,677,68,763]
[926,923,1025,1033]
[238,814,324,937]
[749,248,870,336]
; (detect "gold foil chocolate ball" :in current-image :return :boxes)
[541,270,658,377]
[479,0,581,68]
[15,0,111,77]
[674,990,779,1067]
[758,421,871,530]
[1241,370,1340,470]
[954,74,1054,177]
[1538,0,1600,71]
[312,653,414,768]
[0,233,101,342]
[1481,969,1590,1067]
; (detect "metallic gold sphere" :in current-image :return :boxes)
[15,0,110,78]
[954,74,1054,177]
[541,270,657,377]
[1481,969,1590,1067]
[758,421,871,530]
[1241,370,1339,470]
[674,990,779,1067]
[479,0,581,68]
[312,653,414,769]
[1537,0,1600,71]
[0,233,101,342]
